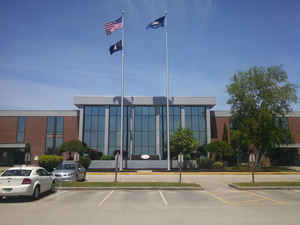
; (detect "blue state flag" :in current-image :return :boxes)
[146,16,165,30]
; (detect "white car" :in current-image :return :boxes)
[0,166,56,200]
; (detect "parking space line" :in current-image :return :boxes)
[42,190,67,201]
[98,190,114,207]
[159,191,168,206]
[245,191,286,205]
[203,191,232,205]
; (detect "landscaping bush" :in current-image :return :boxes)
[197,158,213,169]
[88,149,103,160]
[213,161,224,169]
[100,155,115,160]
[38,155,63,172]
[80,156,91,169]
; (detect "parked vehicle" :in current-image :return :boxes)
[52,161,86,182]
[0,166,56,200]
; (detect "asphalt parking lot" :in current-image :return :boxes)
[1,188,300,225]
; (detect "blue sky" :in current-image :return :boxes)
[0,0,299,110]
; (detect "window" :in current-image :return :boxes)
[184,106,207,145]
[83,106,106,153]
[45,116,64,154]
[16,116,26,143]
[108,106,131,156]
[1,169,31,177]
[275,117,289,129]
[160,106,181,158]
[134,106,156,155]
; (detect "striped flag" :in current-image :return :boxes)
[104,17,123,35]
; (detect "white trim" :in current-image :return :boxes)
[286,112,300,117]
[280,144,300,148]
[214,111,300,118]
[215,111,231,117]
[78,108,84,141]
[0,110,78,117]
[206,108,211,144]
[0,143,26,149]
[74,96,216,107]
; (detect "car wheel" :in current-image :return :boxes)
[50,182,56,193]
[32,186,40,200]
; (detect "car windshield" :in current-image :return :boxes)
[56,164,76,170]
[1,169,31,177]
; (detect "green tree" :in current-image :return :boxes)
[170,128,199,159]
[59,140,88,154]
[227,65,297,166]
[204,141,234,162]
[222,123,229,144]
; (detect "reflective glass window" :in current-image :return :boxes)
[160,106,181,158]
[184,106,207,145]
[134,106,156,155]
[16,116,26,143]
[45,116,64,154]
[108,106,131,156]
[83,106,106,153]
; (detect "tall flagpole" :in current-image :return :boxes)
[120,10,125,170]
[165,10,170,171]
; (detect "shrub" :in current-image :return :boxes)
[59,140,88,154]
[197,158,213,169]
[80,156,91,169]
[213,161,224,169]
[88,149,103,160]
[38,155,63,172]
[100,155,115,160]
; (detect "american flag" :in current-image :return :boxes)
[104,17,123,35]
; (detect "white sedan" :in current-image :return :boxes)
[0,166,56,200]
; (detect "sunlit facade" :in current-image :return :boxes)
[75,96,216,160]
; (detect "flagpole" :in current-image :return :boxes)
[120,10,125,171]
[165,10,170,171]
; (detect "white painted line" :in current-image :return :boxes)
[292,190,300,192]
[98,190,114,207]
[159,191,168,206]
[43,190,67,201]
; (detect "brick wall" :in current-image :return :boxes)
[212,117,230,142]
[288,117,300,144]
[25,117,47,162]
[0,117,18,143]
[63,116,78,142]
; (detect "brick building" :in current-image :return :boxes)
[0,96,299,167]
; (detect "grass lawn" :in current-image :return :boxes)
[57,181,201,188]
[224,166,294,172]
[233,182,300,187]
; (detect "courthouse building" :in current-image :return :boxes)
[0,96,299,167]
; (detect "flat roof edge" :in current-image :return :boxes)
[0,110,78,117]
[74,96,216,107]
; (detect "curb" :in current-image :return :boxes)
[229,183,300,190]
[87,171,297,175]
[56,186,204,191]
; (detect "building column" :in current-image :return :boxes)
[78,108,84,142]
[156,106,161,159]
[181,107,185,128]
[206,108,211,158]
[104,107,110,155]
[129,107,134,159]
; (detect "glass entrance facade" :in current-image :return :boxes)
[82,102,209,159]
